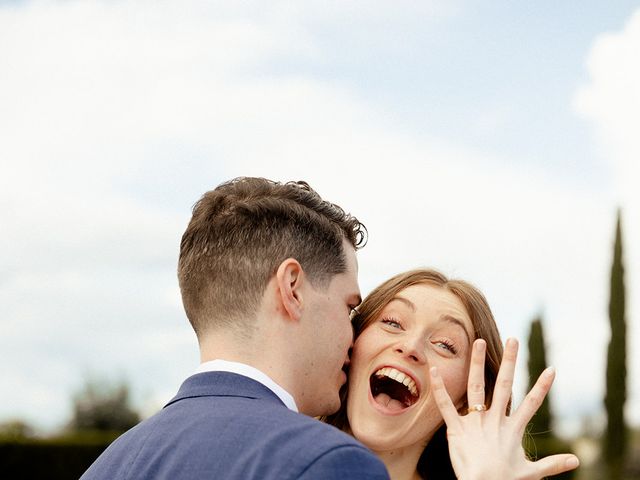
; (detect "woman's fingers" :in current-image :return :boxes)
[466,339,486,411]
[512,366,556,433]
[490,337,518,415]
[529,453,580,478]
[430,366,462,430]
[441,335,580,480]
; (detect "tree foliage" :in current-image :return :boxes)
[603,210,628,478]
[69,378,140,433]
[0,420,34,440]
[527,316,551,437]
[524,315,575,479]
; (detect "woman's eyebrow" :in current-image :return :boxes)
[441,314,473,344]
[389,296,416,312]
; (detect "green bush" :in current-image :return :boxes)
[0,432,119,480]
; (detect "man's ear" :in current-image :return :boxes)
[275,258,305,322]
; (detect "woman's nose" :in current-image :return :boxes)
[394,336,427,364]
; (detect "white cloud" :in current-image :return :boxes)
[574,10,640,204]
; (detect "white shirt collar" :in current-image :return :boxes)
[194,359,298,412]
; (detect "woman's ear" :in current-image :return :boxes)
[276,258,305,322]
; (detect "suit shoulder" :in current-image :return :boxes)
[264,411,378,463]
[298,443,389,479]
[269,407,359,446]
[82,395,388,479]
[257,410,388,477]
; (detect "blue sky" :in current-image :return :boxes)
[257,1,635,177]
[1,0,639,438]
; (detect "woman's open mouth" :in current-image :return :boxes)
[369,367,420,412]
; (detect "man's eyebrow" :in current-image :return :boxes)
[388,296,416,312]
[441,314,473,344]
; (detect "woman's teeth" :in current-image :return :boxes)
[374,367,418,397]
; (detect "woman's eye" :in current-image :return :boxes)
[434,340,457,354]
[381,318,402,329]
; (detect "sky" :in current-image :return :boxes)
[1,0,639,437]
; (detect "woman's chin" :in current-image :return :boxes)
[350,424,397,451]
[348,414,412,451]
[348,400,441,454]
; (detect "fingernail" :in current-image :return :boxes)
[565,456,579,469]
[430,366,438,377]
[545,367,556,377]
[476,339,486,352]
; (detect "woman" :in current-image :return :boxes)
[326,269,579,479]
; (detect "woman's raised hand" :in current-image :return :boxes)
[430,338,580,480]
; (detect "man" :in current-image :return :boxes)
[81,177,389,479]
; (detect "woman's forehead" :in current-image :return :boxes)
[389,284,473,332]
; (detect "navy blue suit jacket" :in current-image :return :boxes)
[81,372,389,479]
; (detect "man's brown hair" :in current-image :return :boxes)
[178,177,367,337]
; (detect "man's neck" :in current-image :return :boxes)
[198,330,300,408]
[198,328,258,364]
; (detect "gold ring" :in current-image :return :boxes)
[467,404,487,413]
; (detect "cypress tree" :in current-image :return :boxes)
[603,210,627,479]
[527,316,552,437]
[524,316,576,479]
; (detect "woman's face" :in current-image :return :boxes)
[347,283,474,453]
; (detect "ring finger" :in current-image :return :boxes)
[466,339,486,413]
